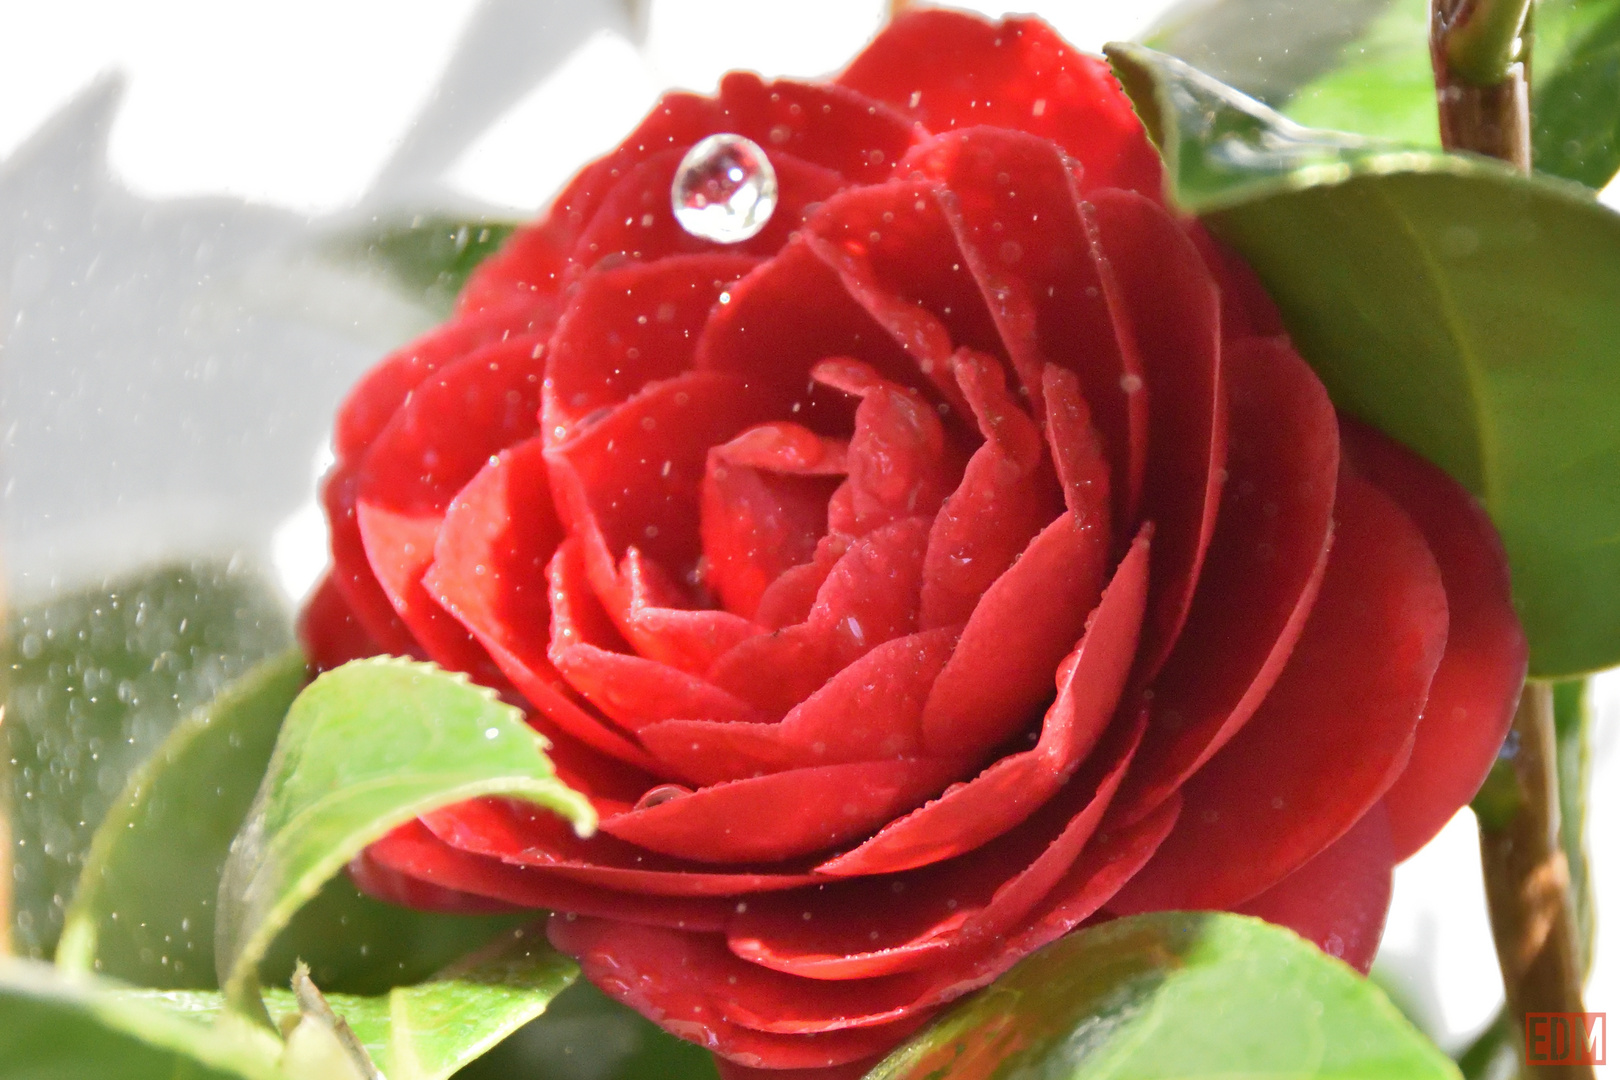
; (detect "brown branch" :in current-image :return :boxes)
[1431,0,1532,171]
[1478,683,1594,1080]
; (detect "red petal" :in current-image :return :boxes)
[322,464,423,656]
[640,627,957,785]
[715,1059,879,1080]
[543,254,758,442]
[1342,419,1526,859]
[1110,473,1448,911]
[1118,337,1338,816]
[366,820,730,930]
[599,757,966,864]
[1041,364,1112,529]
[549,917,930,1068]
[814,358,961,537]
[334,300,556,464]
[423,439,659,772]
[1084,189,1225,683]
[347,849,520,915]
[920,350,1063,629]
[701,423,845,618]
[730,711,1142,979]
[715,73,918,185]
[839,9,1162,196]
[298,573,380,672]
[904,127,1147,529]
[918,510,1113,762]
[709,517,931,715]
[829,529,1149,875]
[355,334,549,677]
[1187,222,1287,339]
[1232,800,1394,974]
[422,799,821,896]
[694,239,930,434]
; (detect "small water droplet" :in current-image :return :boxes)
[484,727,501,740]
[671,134,778,244]
[635,783,694,811]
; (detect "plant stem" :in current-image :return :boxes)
[1430,0,1533,171]
[1477,683,1594,1080]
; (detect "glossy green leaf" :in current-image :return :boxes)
[1536,1,1620,191]
[57,649,524,993]
[2,560,291,959]
[336,217,518,316]
[867,912,1457,1080]
[130,926,578,1080]
[453,980,720,1080]
[0,958,284,1079]
[216,657,595,1014]
[1283,0,1441,146]
[1109,43,1620,676]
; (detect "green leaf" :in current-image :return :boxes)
[1535,1,1620,189]
[57,648,526,994]
[1109,43,1620,676]
[334,218,518,316]
[1283,0,1441,146]
[1143,0,1620,188]
[0,958,283,1079]
[1552,678,1595,975]
[130,926,578,1080]
[1143,0,1399,107]
[216,657,595,1015]
[452,980,720,1080]
[2,560,291,959]
[867,912,1457,1080]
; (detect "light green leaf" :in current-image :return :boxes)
[0,958,283,1079]
[1535,1,1620,188]
[2,560,291,959]
[58,648,525,993]
[866,913,1458,1080]
[131,927,578,1080]
[216,657,595,1015]
[1109,43,1620,676]
[1283,0,1441,146]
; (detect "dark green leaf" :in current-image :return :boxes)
[131,927,578,1080]
[335,218,518,315]
[57,649,524,993]
[452,980,720,1080]
[2,560,290,959]
[1535,2,1620,193]
[1143,0,1398,106]
[1551,678,1594,974]
[867,912,1457,1080]
[1109,43,1620,676]
[0,958,283,1079]
[216,658,595,1014]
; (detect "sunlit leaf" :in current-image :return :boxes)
[867,913,1457,1080]
[1110,43,1620,676]
[216,658,595,1014]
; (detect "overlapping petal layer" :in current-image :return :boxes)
[303,9,1527,1076]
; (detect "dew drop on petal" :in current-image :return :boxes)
[671,134,778,244]
[634,783,694,811]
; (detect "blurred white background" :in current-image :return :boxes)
[0,0,1612,1062]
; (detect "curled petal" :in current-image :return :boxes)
[1111,473,1447,912]
[831,528,1149,875]
[839,9,1162,196]
[1118,337,1338,816]
[599,757,968,864]
[1342,419,1527,860]
[919,510,1115,763]
[1232,801,1395,974]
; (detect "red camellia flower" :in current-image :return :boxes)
[303,9,1528,1077]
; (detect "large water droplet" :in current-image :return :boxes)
[671,134,778,244]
